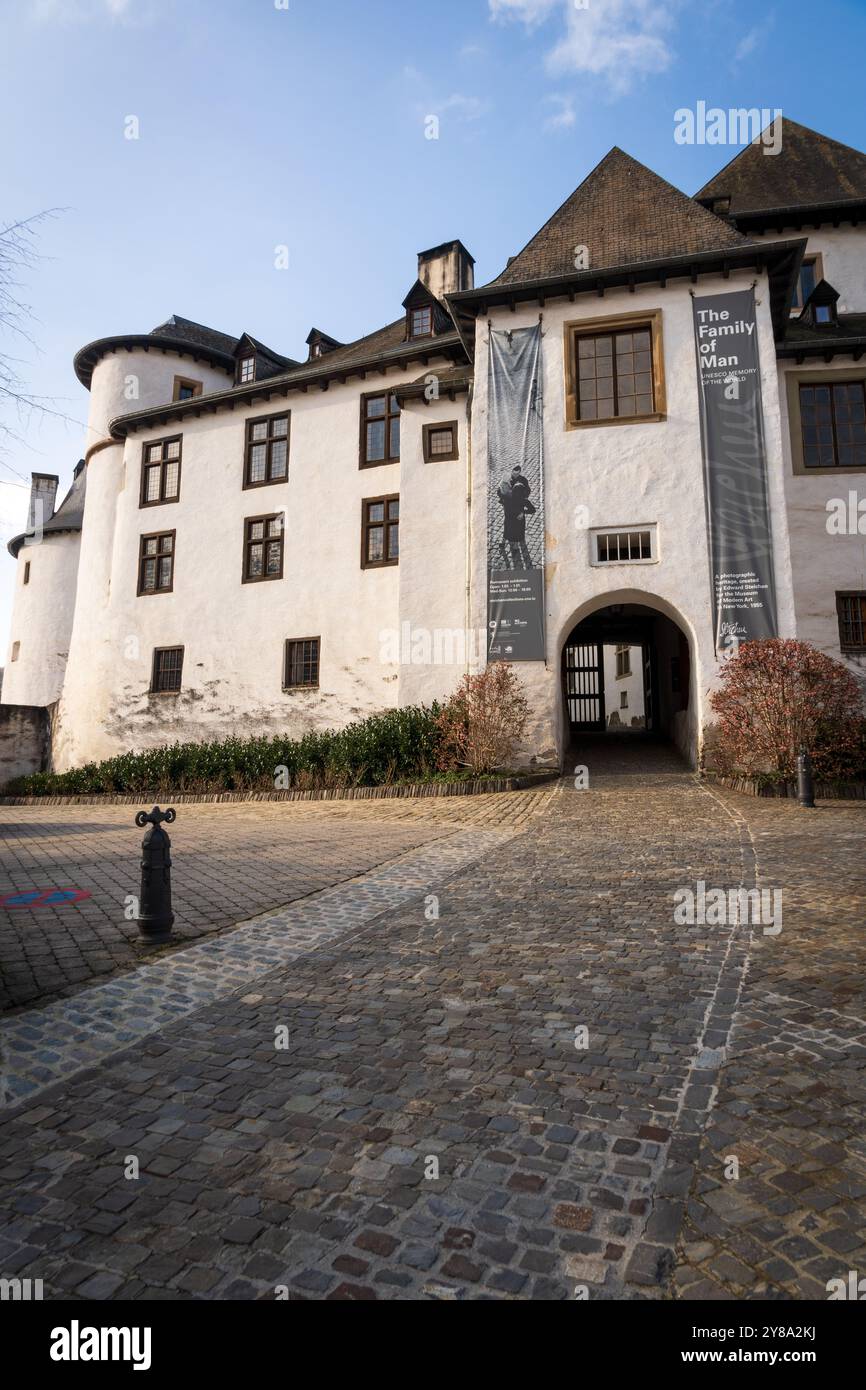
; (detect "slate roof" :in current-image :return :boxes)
[75,314,238,387]
[779,313,866,358]
[233,333,299,378]
[696,118,866,218]
[8,462,87,559]
[108,315,467,437]
[150,315,237,355]
[491,147,749,286]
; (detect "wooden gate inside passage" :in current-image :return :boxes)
[564,642,605,730]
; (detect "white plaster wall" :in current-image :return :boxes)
[398,397,471,708]
[85,348,233,449]
[602,645,644,726]
[777,354,866,693]
[54,354,458,769]
[1,532,80,707]
[467,268,797,769]
[754,225,866,312]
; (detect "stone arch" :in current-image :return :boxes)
[557,588,701,766]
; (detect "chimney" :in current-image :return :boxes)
[418,240,475,300]
[28,473,59,532]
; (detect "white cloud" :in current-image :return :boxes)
[436,94,489,121]
[490,0,681,94]
[544,94,576,131]
[489,0,560,25]
[733,14,775,63]
[30,0,145,23]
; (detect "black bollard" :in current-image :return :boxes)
[134,806,176,942]
[796,748,815,808]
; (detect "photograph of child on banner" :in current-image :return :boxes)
[496,466,537,569]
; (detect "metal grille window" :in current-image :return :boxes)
[284,638,320,689]
[800,382,866,468]
[138,532,175,595]
[151,647,183,694]
[244,515,284,582]
[837,592,866,652]
[362,495,399,567]
[141,437,182,506]
[596,530,653,563]
[576,327,654,421]
[245,413,290,487]
[361,392,401,466]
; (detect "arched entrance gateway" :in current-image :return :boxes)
[559,593,699,766]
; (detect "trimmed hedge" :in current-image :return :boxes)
[4,706,444,797]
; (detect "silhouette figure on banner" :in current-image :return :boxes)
[496,465,536,569]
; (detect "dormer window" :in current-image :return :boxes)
[409,306,433,339]
[799,278,840,330]
[238,355,256,384]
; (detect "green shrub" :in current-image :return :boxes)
[3,705,443,797]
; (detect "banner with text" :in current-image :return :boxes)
[693,288,778,652]
[487,322,545,662]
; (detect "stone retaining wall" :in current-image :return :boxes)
[0,771,559,808]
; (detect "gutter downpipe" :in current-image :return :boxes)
[465,380,474,676]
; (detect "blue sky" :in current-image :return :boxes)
[2,0,866,651]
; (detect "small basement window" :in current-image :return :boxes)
[284,638,320,689]
[837,592,866,653]
[591,526,657,564]
[150,646,184,694]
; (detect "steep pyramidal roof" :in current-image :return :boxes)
[696,118,866,216]
[150,315,238,356]
[492,147,749,285]
[8,461,87,559]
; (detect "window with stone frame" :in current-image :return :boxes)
[244,412,290,487]
[140,437,182,506]
[799,382,866,469]
[243,514,284,583]
[137,531,175,595]
[565,310,665,427]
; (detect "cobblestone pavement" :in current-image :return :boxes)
[674,786,866,1300]
[0,744,863,1302]
[0,789,550,1012]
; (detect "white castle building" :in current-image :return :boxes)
[3,118,866,777]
